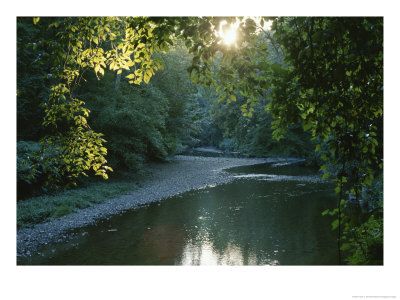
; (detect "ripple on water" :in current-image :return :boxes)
[18,163,339,266]
[233,173,322,183]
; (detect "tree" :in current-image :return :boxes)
[20,16,258,186]
[184,17,383,263]
[22,16,383,189]
[269,18,383,263]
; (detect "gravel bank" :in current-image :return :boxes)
[17,155,293,257]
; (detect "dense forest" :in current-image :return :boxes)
[17,17,383,265]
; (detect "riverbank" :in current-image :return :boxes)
[17,155,296,257]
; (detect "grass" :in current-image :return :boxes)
[17,180,138,229]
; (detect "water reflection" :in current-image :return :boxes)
[180,238,280,266]
[138,225,187,264]
[181,240,257,265]
[19,163,339,265]
[175,177,338,265]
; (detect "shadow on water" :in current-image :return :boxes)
[19,162,339,265]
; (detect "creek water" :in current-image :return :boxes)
[19,161,339,265]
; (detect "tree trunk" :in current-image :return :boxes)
[115,71,121,91]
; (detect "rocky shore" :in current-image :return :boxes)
[17,155,294,258]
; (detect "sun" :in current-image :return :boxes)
[218,20,239,46]
[217,18,274,46]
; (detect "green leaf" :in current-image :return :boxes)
[321,209,329,216]
[329,208,338,216]
[322,173,330,180]
[271,62,283,74]
[218,92,226,103]
[185,40,192,48]
[340,243,351,251]
[143,73,150,84]
[331,219,339,230]
[303,122,313,131]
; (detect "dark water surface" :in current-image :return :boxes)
[19,162,339,265]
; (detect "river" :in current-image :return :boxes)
[18,161,339,265]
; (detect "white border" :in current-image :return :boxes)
[2,1,399,299]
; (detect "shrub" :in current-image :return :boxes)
[363,172,383,211]
[17,141,41,184]
[17,141,43,199]
[343,214,383,265]
[219,138,238,152]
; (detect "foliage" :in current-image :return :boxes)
[78,71,167,171]
[150,44,202,151]
[75,44,201,171]
[363,172,383,211]
[341,214,383,265]
[20,17,234,182]
[182,19,316,159]
[42,83,111,182]
[17,141,76,198]
[17,17,383,264]
[19,16,184,185]
[190,86,224,147]
[218,138,238,152]
[17,18,52,140]
[22,17,381,188]
[18,17,118,185]
[266,18,382,263]
[185,16,383,193]
[17,141,42,199]
[206,89,315,158]
[269,17,383,189]
[17,141,42,183]
[187,17,383,263]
